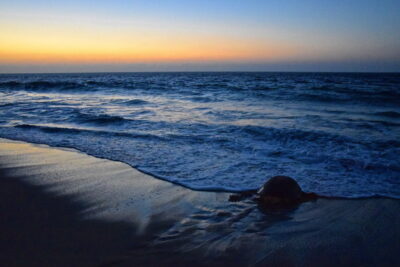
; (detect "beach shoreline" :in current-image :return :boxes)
[1,138,399,266]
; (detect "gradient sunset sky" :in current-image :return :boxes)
[1,0,399,73]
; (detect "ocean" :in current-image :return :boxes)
[0,72,399,198]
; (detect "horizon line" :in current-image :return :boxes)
[1,70,399,75]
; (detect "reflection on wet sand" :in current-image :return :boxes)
[0,138,399,266]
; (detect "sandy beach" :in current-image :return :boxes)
[1,138,399,266]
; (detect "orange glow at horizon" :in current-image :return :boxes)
[0,24,298,64]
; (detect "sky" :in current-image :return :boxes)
[0,0,399,73]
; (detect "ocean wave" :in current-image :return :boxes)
[14,123,168,141]
[0,79,140,92]
[122,99,149,105]
[0,80,85,91]
[13,122,358,147]
[15,124,83,134]
[297,82,400,104]
[239,124,343,143]
[189,96,214,103]
[74,112,127,125]
[297,92,345,102]
[374,111,400,118]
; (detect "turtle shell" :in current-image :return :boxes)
[259,176,303,201]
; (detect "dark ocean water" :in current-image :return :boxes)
[0,72,399,198]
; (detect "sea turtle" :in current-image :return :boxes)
[229,176,318,208]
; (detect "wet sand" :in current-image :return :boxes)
[0,138,399,266]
